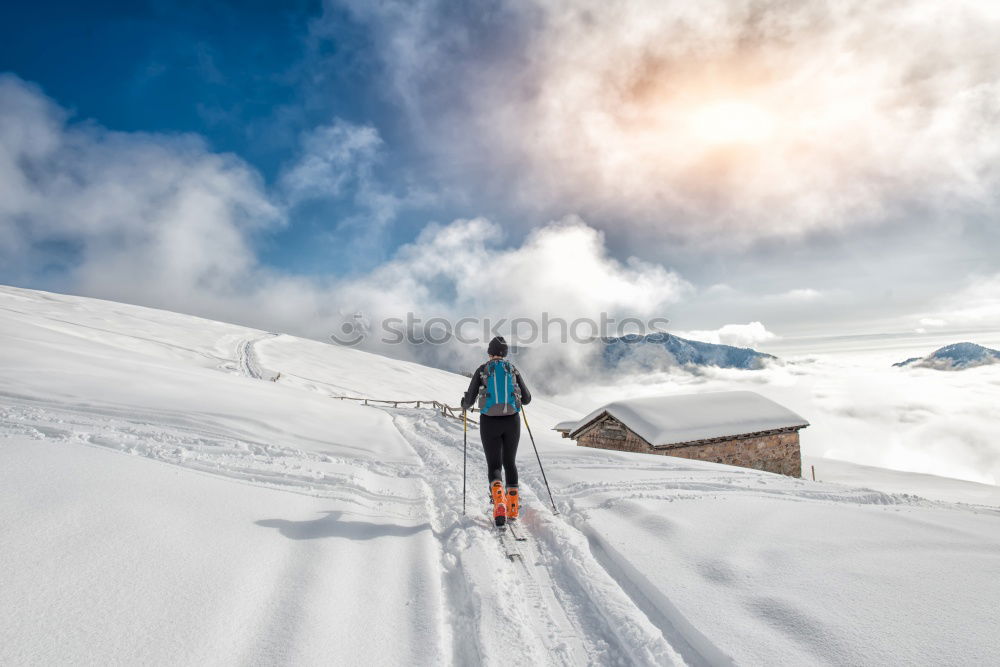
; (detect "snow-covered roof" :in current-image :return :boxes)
[569,391,808,446]
[553,420,577,432]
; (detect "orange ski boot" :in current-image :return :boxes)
[490,481,507,527]
[506,487,519,520]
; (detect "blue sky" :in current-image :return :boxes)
[2,0,1000,348]
[2,3,315,155]
[0,1,427,274]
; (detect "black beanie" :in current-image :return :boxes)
[487,336,508,357]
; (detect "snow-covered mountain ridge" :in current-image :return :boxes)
[893,341,1000,370]
[602,332,775,371]
[2,285,999,666]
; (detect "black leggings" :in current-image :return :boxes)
[480,414,520,487]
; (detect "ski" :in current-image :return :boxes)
[496,526,523,561]
[508,520,528,542]
[485,502,525,558]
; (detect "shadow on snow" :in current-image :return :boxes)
[255,511,430,541]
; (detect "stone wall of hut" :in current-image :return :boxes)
[575,415,802,477]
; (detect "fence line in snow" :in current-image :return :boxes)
[333,395,478,425]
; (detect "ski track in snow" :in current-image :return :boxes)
[236,333,279,381]
[392,410,689,666]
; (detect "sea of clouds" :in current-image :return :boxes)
[545,332,1000,487]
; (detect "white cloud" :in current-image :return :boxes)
[0,74,281,309]
[680,322,779,349]
[329,215,692,374]
[0,75,395,340]
[334,215,689,321]
[921,273,1000,329]
[279,119,434,268]
[280,120,382,204]
[704,283,736,296]
[777,289,822,302]
[329,0,1000,243]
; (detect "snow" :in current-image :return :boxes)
[0,438,447,666]
[804,455,1000,507]
[2,284,1000,666]
[570,391,809,446]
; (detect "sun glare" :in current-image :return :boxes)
[690,101,775,146]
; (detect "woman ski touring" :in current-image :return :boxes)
[460,336,531,526]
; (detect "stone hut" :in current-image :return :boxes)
[559,391,808,477]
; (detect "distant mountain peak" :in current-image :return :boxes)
[893,342,1000,370]
[602,331,775,371]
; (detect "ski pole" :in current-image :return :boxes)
[521,407,558,515]
[462,408,468,516]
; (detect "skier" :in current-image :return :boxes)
[460,336,532,526]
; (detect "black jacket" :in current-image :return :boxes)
[461,361,532,410]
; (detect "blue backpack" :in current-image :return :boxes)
[477,360,522,416]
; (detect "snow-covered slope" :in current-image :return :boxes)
[2,285,1000,666]
[804,455,1000,507]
